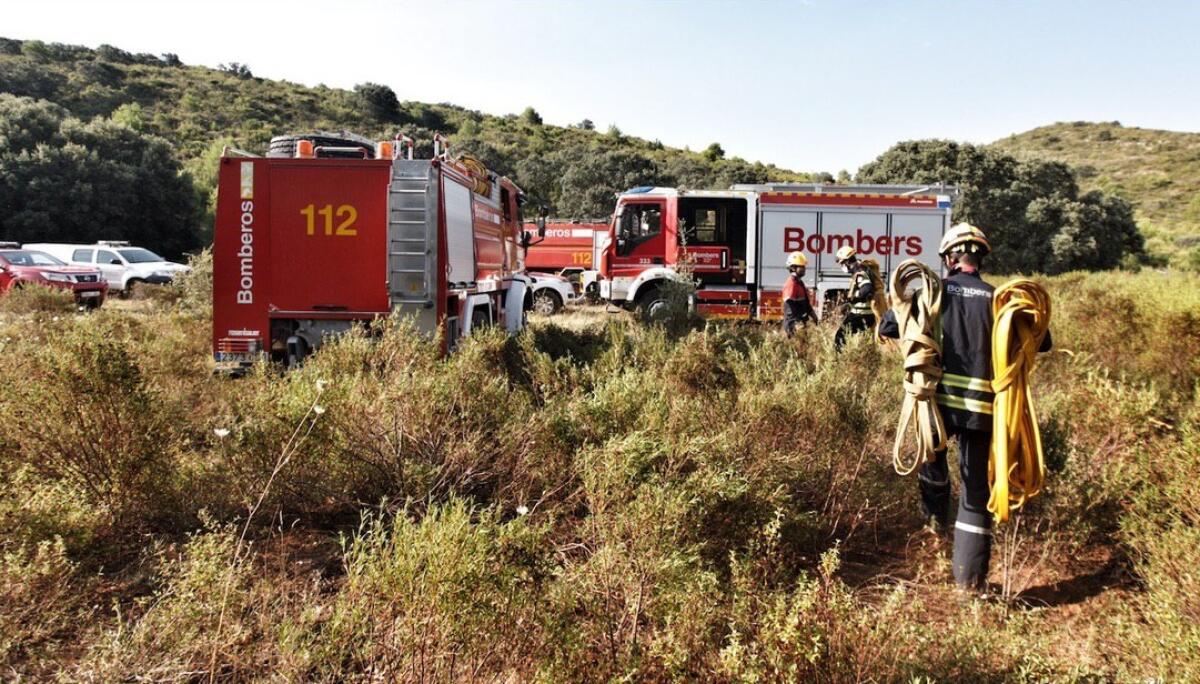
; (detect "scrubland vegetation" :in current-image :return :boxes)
[1,263,1197,682]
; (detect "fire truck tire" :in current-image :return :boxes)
[532,289,562,316]
[635,286,669,319]
[267,134,375,159]
[470,306,492,333]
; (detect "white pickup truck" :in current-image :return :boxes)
[24,241,190,295]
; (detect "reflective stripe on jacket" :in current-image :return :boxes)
[848,270,874,316]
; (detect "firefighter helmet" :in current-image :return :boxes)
[786,251,808,268]
[939,223,991,256]
[834,246,857,263]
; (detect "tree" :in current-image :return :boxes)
[218,62,252,79]
[0,59,65,100]
[520,107,542,125]
[857,139,1142,273]
[0,94,201,258]
[577,118,594,131]
[161,53,182,67]
[702,143,725,162]
[836,169,852,183]
[354,82,401,123]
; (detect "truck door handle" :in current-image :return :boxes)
[720,251,728,269]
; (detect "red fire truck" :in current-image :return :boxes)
[598,184,955,320]
[212,134,539,365]
[522,220,609,272]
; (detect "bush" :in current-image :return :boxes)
[0,538,88,671]
[0,316,188,536]
[308,501,548,680]
[0,283,77,313]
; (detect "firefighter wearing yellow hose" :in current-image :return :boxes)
[879,224,1052,591]
[833,246,877,350]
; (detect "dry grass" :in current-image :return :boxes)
[0,268,1196,681]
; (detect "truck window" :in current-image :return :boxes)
[501,187,512,221]
[97,249,121,265]
[689,207,726,244]
[619,204,661,242]
[72,248,94,262]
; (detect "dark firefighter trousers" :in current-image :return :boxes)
[918,428,993,589]
[834,313,875,349]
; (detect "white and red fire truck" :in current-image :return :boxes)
[597,183,955,320]
[212,134,539,365]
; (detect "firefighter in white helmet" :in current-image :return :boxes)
[833,246,877,350]
[782,251,817,336]
[878,223,1053,592]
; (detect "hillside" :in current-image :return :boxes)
[0,36,808,221]
[993,122,1200,260]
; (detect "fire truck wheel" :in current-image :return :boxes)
[532,290,562,316]
[636,287,669,319]
[470,306,492,333]
[267,134,375,159]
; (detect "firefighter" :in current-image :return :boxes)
[833,246,876,349]
[782,251,817,336]
[879,223,1052,592]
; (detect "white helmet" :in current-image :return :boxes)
[939,223,991,256]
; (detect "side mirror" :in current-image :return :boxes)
[536,215,547,238]
[110,259,122,265]
[520,231,532,249]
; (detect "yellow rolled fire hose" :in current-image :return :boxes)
[889,259,949,476]
[988,279,1052,523]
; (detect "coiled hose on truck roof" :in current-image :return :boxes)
[888,259,949,476]
[989,279,1052,523]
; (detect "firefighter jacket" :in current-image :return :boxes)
[782,274,816,325]
[847,266,875,317]
[878,268,1052,432]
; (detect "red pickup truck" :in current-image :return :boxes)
[0,248,108,308]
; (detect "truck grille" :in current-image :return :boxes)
[76,274,99,283]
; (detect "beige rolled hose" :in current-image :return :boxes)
[889,259,949,476]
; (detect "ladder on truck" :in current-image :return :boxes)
[387,160,440,320]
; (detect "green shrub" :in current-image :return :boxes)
[0,282,76,313]
[0,537,88,672]
[0,316,188,537]
[308,500,549,680]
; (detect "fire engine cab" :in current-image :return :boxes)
[212,134,540,365]
[598,183,955,320]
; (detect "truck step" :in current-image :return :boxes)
[389,251,429,257]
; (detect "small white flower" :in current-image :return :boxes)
[516,505,529,516]
[213,428,230,438]
[313,405,326,415]
[316,379,328,392]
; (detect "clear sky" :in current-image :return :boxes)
[4,0,1198,173]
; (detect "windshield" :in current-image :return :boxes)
[118,248,165,263]
[1,250,66,266]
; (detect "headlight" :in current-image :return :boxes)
[44,273,72,282]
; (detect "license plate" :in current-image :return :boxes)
[79,291,101,298]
